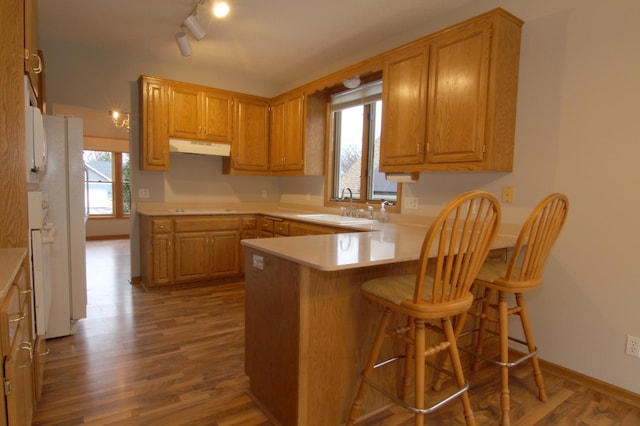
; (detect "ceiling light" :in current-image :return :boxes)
[343,76,361,89]
[175,32,192,56]
[183,14,207,40]
[109,111,130,132]
[212,1,230,18]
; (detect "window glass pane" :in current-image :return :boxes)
[122,153,130,215]
[369,101,397,202]
[336,105,363,200]
[83,150,114,215]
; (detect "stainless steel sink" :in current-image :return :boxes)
[295,213,376,225]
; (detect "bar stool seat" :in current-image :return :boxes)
[347,191,501,426]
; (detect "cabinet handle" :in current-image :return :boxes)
[9,312,25,323]
[20,289,32,295]
[31,53,43,73]
[19,342,33,368]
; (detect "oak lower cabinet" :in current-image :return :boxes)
[0,250,35,426]
[173,229,240,282]
[380,8,523,173]
[140,215,247,289]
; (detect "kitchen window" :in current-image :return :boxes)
[326,79,399,210]
[83,150,130,218]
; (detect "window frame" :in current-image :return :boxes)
[83,150,130,220]
[324,75,402,213]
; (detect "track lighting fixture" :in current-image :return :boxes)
[183,14,207,40]
[175,31,192,56]
[174,0,230,57]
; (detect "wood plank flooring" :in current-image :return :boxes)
[32,239,640,425]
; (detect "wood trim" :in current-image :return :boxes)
[508,348,640,409]
[538,357,640,409]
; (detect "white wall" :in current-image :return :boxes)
[39,0,640,395]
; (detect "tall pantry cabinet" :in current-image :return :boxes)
[1,0,41,423]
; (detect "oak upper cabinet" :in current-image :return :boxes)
[169,82,234,143]
[270,91,305,174]
[24,0,43,106]
[138,76,170,171]
[380,8,523,173]
[223,95,270,174]
[380,44,429,168]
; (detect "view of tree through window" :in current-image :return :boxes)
[83,150,130,217]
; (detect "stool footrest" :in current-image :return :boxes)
[364,355,470,415]
[459,328,539,368]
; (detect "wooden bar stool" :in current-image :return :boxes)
[347,191,501,426]
[445,193,568,425]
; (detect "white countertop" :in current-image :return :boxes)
[137,202,519,272]
[242,225,517,271]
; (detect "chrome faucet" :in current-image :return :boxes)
[341,187,353,216]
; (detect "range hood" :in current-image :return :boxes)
[169,138,231,157]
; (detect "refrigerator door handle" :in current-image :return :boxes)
[83,166,90,221]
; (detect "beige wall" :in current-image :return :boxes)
[39,0,640,395]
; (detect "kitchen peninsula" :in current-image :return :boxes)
[240,214,517,426]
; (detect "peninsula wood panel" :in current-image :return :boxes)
[244,247,421,425]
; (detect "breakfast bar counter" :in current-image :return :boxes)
[241,225,517,425]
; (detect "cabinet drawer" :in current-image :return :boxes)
[0,285,23,356]
[152,219,172,233]
[274,222,289,236]
[174,217,241,232]
[260,218,274,233]
[242,217,258,230]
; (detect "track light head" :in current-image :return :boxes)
[175,32,192,56]
[183,14,207,40]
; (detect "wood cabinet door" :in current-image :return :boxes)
[208,231,240,277]
[152,234,173,285]
[139,77,169,171]
[202,91,233,143]
[426,19,491,165]
[4,307,33,426]
[24,0,41,104]
[281,95,304,171]
[380,44,429,170]
[233,97,270,172]
[169,84,200,139]
[270,94,304,173]
[174,232,208,282]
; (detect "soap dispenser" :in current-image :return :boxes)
[379,201,387,223]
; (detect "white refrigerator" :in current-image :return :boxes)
[38,115,87,339]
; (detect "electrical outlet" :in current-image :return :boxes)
[502,186,515,204]
[138,188,150,199]
[261,190,267,199]
[405,197,419,209]
[626,335,640,358]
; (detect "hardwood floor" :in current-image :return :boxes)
[32,239,639,425]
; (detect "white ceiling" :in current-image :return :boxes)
[38,0,476,91]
